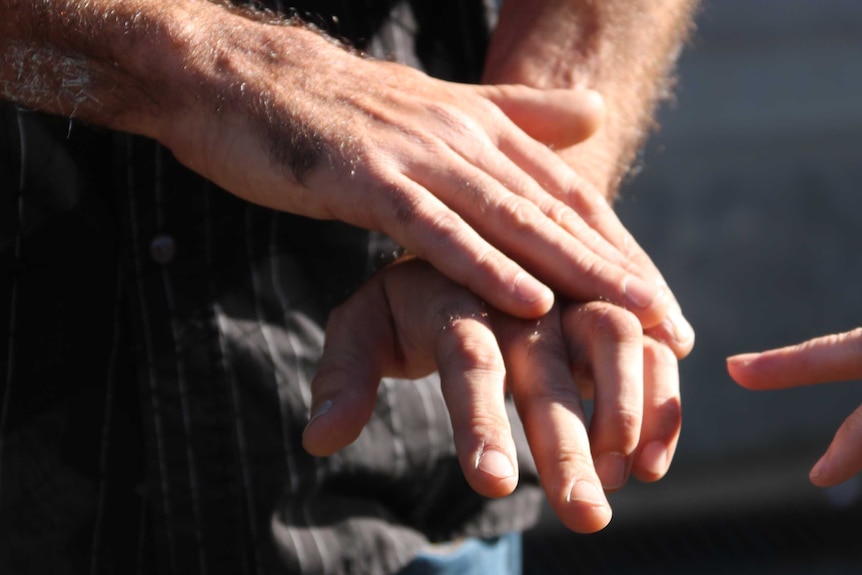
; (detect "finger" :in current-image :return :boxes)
[809,403,862,487]
[302,277,394,457]
[408,139,671,329]
[557,181,694,357]
[480,85,606,149]
[497,307,612,533]
[563,302,644,492]
[727,328,862,390]
[631,338,681,483]
[488,125,694,352]
[432,299,520,499]
[363,174,556,319]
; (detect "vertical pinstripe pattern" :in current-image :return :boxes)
[135,494,149,575]
[154,145,208,575]
[126,135,180,575]
[244,207,330,573]
[0,109,24,502]
[244,209,300,490]
[88,265,124,575]
[204,185,259,575]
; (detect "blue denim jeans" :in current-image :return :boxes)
[397,533,522,575]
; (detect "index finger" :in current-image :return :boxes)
[727,328,862,390]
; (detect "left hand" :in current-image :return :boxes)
[303,259,684,533]
[727,328,862,487]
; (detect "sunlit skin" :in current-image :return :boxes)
[0,0,689,331]
[0,0,700,537]
[304,259,687,534]
[300,0,699,535]
[728,327,862,487]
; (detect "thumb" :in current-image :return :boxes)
[302,287,392,457]
[482,85,605,148]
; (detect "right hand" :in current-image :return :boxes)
[151,5,682,329]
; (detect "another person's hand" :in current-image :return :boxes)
[728,328,862,487]
[303,259,686,533]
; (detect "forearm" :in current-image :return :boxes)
[0,0,330,143]
[484,0,699,197]
[2,0,183,134]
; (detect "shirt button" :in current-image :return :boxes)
[149,234,176,265]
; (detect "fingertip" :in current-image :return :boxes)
[513,272,555,317]
[469,447,520,498]
[561,480,613,533]
[302,390,373,457]
[594,452,629,492]
[725,353,760,388]
[633,441,670,483]
[809,453,832,487]
[302,399,341,456]
[622,276,673,329]
[575,89,606,138]
[727,353,759,366]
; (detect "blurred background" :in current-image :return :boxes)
[525,1,862,573]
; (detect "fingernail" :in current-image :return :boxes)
[668,308,695,344]
[623,275,663,309]
[810,454,828,480]
[515,272,553,305]
[595,453,628,490]
[307,399,333,427]
[640,441,669,477]
[727,353,757,367]
[567,480,606,506]
[476,449,516,480]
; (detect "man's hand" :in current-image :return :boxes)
[728,328,862,488]
[1,0,682,329]
[302,259,684,533]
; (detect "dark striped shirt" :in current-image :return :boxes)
[0,2,541,574]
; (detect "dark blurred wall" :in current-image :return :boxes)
[598,0,862,522]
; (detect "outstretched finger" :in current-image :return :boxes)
[728,328,862,390]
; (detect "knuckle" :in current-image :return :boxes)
[599,409,642,454]
[545,199,581,231]
[384,185,423,228]
[553,450,597,478]
[428,101,483,140]
[459,341,506,375]
[837,328,862,354]
[585,304,642,346]
[498,194,544,233]
[523,326,567,361]
[643,339,678,369]
[614,408,643,440]
[526,384,584,418]
[654,399,683,437]
[426,210,464,246]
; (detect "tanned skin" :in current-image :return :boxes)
[0,0,687,329]
[3,0,700,535]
